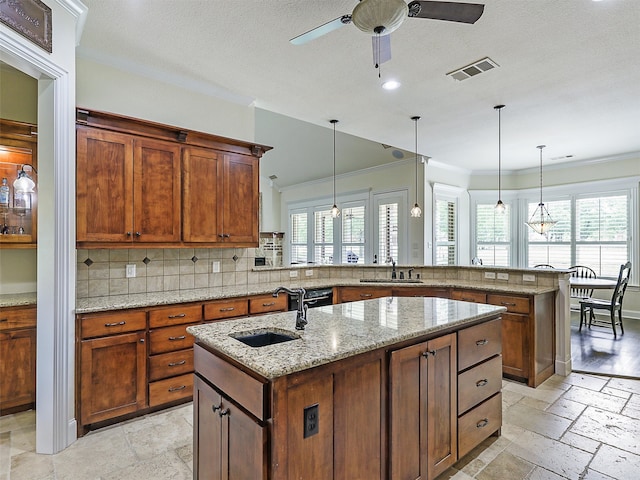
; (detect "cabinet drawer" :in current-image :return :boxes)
[149,324,195,354]
[0,306,36,331]
[487,294,530,314]
[458,393,502,459]
[80,311,146,339]
[149,373,193,407]
[249,294,288,314]
[149,349,194,381]
[204,298,249,321]
[458,318,502,372]
[458,355,502,414]
[148,304,203,328]
[451,289,487,304]
[338,286,392,303]
[194,344,267,420]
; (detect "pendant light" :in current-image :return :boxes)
[330,119,340,218]
[410,116,422,218]
[526,145,557,234]
[494,105,505,214]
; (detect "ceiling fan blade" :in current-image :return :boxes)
[290,15,352,45]
[407,1,485,24]
[372,34,392,67]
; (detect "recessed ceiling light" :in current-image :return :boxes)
[382,80,401,90]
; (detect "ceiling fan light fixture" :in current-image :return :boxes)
[352,0,408,35]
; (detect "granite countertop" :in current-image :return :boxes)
[73,278,556,314]
[0,292,37,308]
[187,297,506,380]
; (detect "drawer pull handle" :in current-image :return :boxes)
[476,379,488,387]
[462,298,474,302]
[475,339,489,346]
[168,313,186,319]
[476,418,489,428]
[168,385,186,392]
[360,293,373,298]
[262,302,276,307]
[169,335,186,341]
[104,321,126,327]
[0,318,8,322]
[168,360,186,367]
[212,404,221,413]
[500,302,516,306]
[422,349,437,357]
[219,408,230,417]
[219,307,235,312]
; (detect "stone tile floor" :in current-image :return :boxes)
[1,372,639,479]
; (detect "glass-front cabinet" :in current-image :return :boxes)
[0,119,37,247]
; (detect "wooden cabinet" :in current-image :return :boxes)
[389,333,457,480]
[194,375,266,480]
[76,109,270,248]
[249,293,288,315]
[78,310,147,426]
[76,127,181,244]
[335,286,392,303]
[0,119,38,247]
[0,305,36,414]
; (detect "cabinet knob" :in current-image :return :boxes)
[219,408,230,417]
[135,232,141,237]
[422,350,437,357]
[218,234,225,238]
[224,233,231,238]
[126,231,131,237]
[139,338,145,343]
[212,404,221,413]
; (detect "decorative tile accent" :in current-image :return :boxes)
[84,258,93,267]
[191,256,198,263]
[143,257,151,265]
[232,254,238,262]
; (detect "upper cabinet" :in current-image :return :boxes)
[0,119,38,248]
[75,109,271,249]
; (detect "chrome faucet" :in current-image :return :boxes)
[273,286,308,330]
[387,256,397,279]
[408,268,414,279]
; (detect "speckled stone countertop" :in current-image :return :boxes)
[187,297,506,380]
[0,292,37,308]
[73,278,556,314]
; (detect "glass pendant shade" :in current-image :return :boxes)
[494,199,506,214]
[411,116,422,218]
[494,105,505,213]
[330,119,340,218]
[410,203,422,218]
[526,145,556,234]
[331,204,341,218]
[352,0,408,35]
[14,169,36,193]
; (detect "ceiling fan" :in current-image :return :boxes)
[290,0,485,70]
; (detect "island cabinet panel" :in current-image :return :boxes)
[389,333,457,480]
[193,375,266,480]
[0,306,37,414]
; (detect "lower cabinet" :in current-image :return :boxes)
[0,305,37,414]
[389,333,457,480]
[193,375,266,480]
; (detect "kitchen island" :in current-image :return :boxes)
[188,296,506,479]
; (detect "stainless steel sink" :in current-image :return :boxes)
[231,329,300,347]
[359,278,423,284]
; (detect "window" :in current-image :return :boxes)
[378,202,398,263]
[373,190,406,264]
[435,198,456,265]
[313,208,334,264]
[476,203,511,266]
[290,211,308,264]
[526,199,572,268]
[341,204,365,264]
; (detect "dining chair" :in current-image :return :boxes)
[534,264,555,269]
[579,262,632,337]
[569,265,597,299]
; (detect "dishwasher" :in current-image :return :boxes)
[288,287,334,311]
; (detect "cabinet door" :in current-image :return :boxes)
[194,376,223,480]
[182,146,221,243]
[80,331,147,425]
[133,138,182,242]
[0,328,36,411]
[220,153,259,244]
[390,333,457,480]
[500,312,529,379]
[76,127,134,242]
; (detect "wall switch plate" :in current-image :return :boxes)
[523,274,536,282]
[212,261,220,273]
[303,404,319,438]
[484,271,496,279]
[305,269,313,277]
[289,270,298,278]
[497,272,509,281]
[125,264,136,278]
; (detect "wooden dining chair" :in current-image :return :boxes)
[569,265,597,299]
[579,262,632,337]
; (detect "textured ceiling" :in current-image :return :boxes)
[77,0,640,186]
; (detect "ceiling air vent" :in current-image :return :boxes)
[447,57,499,81]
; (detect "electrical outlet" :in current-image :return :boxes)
[484,271,496,279]
[305,269,314,277]
[303,404,319,438]
[212,261,220,273]
[289,270,298,278]
[497,272,509,281]
[125,264,136,278]
[523,274,536,282]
